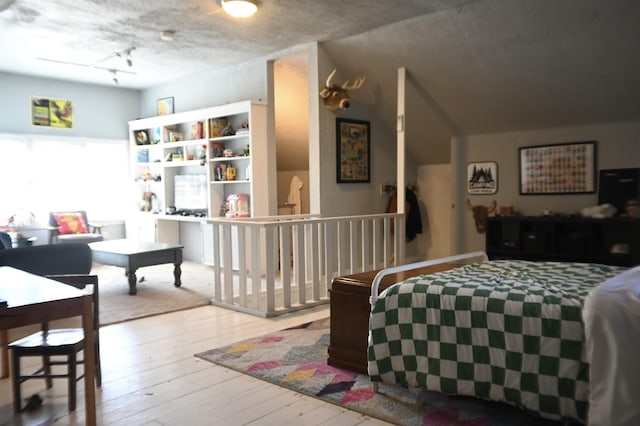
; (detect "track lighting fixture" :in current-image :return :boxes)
[117,47,135,67]
[38,48,137,85]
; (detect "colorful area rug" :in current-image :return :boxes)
[195,318,561,426]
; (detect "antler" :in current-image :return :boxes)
[488,200,497,213]
[325,69,337,88]
[341,75,366,91]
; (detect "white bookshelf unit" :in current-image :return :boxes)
[126,100,271,248]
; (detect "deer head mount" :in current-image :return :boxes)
[319,69,366,110]
[466,199,497,233]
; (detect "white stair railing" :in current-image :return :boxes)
[205,213,404,317]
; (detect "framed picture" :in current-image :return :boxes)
[168,131,184,142]
[157,97,174,116]
[336,118,370,183]
[31,96,73,128]
[519,141,597,195]
[467,161,498,194]
[134,129,150,145]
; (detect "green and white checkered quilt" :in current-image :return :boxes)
[368,260,627,423]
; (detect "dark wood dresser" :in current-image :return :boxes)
[486,216,640,266]
[328,262,459,375]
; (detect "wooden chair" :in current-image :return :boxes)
[9,274,101,413]
[0,243,94,379]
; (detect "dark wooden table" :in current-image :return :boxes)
[89,239,183,295]
[328,262,460,375]
[0,267,96,425]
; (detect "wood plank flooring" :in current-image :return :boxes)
[1,304,391,425]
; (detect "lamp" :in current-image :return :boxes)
[221,0,258,18]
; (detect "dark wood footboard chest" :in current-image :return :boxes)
[328,262,459,374]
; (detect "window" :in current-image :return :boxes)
[0,133,128,224]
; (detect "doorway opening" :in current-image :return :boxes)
[273,51,310,215]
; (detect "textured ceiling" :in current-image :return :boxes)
[322,0,640,165]
[0,0,462,88]
[2,0,640,169]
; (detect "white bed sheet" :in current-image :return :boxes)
[584,265,640,426]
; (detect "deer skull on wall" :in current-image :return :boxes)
[319,69,366,110]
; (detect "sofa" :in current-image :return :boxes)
[0,231,11,250]
[0,243,92,275]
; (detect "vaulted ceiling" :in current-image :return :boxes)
[323,0,640,165]
[2,0,639,167]
[0,0,460,88]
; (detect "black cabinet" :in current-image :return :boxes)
[486,216,640,266]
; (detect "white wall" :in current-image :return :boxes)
[7,68,638,263]
[274,51,309,172]
[416,164,452,260]
[315,45,398,217]
[139,59,268,118]
[0,72,140,228]
[451,121,640,254]
[0,72,140,139]
[138,44,399,219]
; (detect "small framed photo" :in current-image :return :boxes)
[336,118,370,183]
[168,131,184,142]
[211,142,224,157]
[134,129,150,145]
[157,97,174,116]
[467,161,498,194]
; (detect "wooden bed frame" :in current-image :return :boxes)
[328,251,487,374]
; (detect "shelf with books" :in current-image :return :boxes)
[128,100,271,229]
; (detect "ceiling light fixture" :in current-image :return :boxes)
[110,70,118,85]
[221,0,258,18]
[160,30,175,41]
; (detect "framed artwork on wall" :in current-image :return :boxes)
[31,96,73,128]
[156,97,174,116]
[519,141,597,195]
[336,118,370,183]
[467,161,498,194]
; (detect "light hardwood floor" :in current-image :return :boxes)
[1,304,391,425]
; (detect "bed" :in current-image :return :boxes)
[367,252,640,425]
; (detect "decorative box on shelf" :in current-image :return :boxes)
[225,194,250,218]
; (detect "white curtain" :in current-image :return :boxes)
[0,133,128,225]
